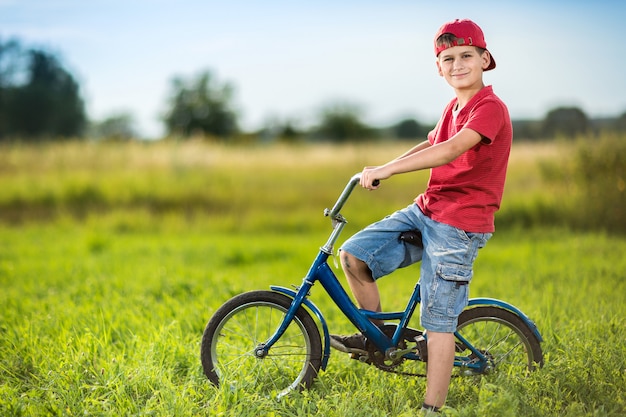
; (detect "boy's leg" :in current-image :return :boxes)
[337,204,423,323]
[340,251,383,326]
[423,331,455,409]
[330,204,424,353]
[330,251,384,353]
[340,250,456,409]
[416,209,492,411]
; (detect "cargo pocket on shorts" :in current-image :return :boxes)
[437,263,473,283]
[436,263,473,317]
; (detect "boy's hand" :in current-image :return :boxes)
[360,167,389,190]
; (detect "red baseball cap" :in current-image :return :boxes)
[434,19,496,71]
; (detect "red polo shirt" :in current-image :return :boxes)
[415,86,512,233]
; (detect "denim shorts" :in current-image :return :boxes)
[340,204,491,333]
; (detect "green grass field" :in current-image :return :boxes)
[1,140,625,416]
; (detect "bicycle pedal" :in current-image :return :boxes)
[414,335,428,362]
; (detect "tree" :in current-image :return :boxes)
[0,40,86,139]
[393,118,423,139]
[314,102,375,142]
[257,117,302,143]
[614,111,626,133]
[0,39,22,138]
[542,106,590,139]
[163,70,238,138]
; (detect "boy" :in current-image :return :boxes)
[330,19,511,413]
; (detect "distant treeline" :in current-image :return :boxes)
[511,109,626,141]
[1,39,625,142]
[0,39,86,140]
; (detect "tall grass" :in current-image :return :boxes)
[498,135,626,234]
[567,134,626,232]
[1,138,625,416]
[0,139,568,231]
[3,136,624,234]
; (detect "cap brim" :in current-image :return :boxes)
[485,52,496,71]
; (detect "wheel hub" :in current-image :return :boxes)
[254,344,268,358]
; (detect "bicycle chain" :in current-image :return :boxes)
[374,362,427,377]
[365,355,468,378]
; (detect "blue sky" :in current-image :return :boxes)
[1,0,624,138]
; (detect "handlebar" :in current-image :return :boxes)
[325,173,379,219]
[321,173,378,253]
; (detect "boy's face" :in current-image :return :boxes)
[436,45,491,91]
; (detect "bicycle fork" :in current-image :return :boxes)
[253,249,334,369]
[253,277,317,359]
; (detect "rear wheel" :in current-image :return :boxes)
[455,306,543,375]
[201,290,322,398]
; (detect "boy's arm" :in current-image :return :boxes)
[360,128,483,189]
[391,140,432,161]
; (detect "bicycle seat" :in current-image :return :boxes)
[399,230,423,248]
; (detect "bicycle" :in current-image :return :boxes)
[201,173,543,399]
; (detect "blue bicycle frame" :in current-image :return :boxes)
[257,174,542,372]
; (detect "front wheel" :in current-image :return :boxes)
[201,290,322,398]
[455,306,543,376]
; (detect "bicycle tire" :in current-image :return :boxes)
[201,290,323,398]
[455,306,543,375]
